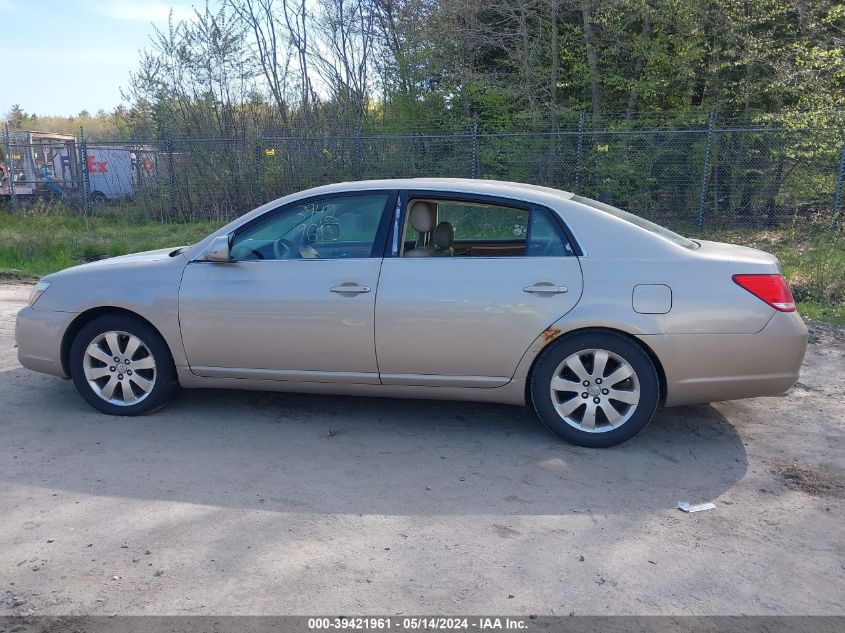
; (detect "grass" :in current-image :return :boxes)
[0,207,220,279]
[1,205,843,325]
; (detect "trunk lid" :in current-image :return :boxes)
[694,239,781,272]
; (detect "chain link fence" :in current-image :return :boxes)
[3,122,844,232]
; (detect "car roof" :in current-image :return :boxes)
[298,178,576,201]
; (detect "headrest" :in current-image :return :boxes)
[409,201,436,233]
[432,221,454,249]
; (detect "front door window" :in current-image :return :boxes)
[231,193,390,261]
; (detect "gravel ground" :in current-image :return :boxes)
[0,282,843,616]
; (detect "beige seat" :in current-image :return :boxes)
[432,221,454,256]
[404,201,438,257]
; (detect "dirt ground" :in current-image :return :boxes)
[0,281,843,616]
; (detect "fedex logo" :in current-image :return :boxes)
[86,155,108,173]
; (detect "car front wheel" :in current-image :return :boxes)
[69,314,178,415]
[530,331,660,448]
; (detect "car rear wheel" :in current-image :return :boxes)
[69,314,178,415]
[530,331,659,448]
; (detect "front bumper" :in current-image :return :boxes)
[15,307,77,378]
[643,310,809,407]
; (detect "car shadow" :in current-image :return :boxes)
[0,370,747,516]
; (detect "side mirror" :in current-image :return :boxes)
[202,235,231,262]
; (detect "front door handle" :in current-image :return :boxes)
[523,283,568,295]
[330,283,372,295]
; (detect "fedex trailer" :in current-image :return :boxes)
[85,147,134,202]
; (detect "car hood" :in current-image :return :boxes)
[43,247,184,281]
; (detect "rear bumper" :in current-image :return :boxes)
[642,311,808,407]
[15,307,75,378]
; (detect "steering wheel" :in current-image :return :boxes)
[273,237,293,259]
[273,237,320,259]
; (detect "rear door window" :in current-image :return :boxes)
[401,197,573,257]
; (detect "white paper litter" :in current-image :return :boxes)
[677,501,716,513]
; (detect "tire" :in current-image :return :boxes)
[530,330,659,448]
[69,314,178,416]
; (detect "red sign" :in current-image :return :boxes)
[86,156,108,173]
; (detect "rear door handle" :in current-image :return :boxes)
[330,284,372,295]
[523,283,568,295]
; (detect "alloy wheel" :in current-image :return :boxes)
[548,348,641,433]
[82,330,157,406]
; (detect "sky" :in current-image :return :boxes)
[0,0,201,117]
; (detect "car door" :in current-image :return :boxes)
[374,191,583,387]
[178,190,396,384]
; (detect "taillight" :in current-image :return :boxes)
[732,274,795,312]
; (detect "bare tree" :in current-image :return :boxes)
[312,0,377,121]
[581,0,602,120]
[548,0,560,128]
[281,0,317,124]
[372,0,414,96]
[626,3,653,120]
[228,0,293,125]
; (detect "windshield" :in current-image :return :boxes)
[572,195,699,249]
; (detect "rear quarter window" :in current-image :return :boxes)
[572,195,699,249]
